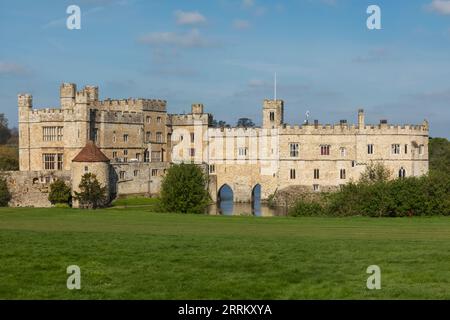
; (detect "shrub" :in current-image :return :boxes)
[289,200,324,217]
[74,173,108,209]
[160,163,211,213]
[48,179,72,205]
[0,178,11,207]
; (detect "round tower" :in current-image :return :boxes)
[71,140,110,208]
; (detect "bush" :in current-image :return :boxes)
[0,178,11,207]
[289,200,324,217]
[74,173,108,209]
[48,179,72,205]
[160,163,211,213]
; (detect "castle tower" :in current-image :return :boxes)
[18,94,32,171]
[262,99,284,129]
[84,85,99,103]
[191,103,204,114]
[71,140,110,208]
[60,83,77,109]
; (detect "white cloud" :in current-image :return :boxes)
[138,29,211,48]
[174,10,207,26]
[233,19,251,30]
[0,61,28,75]
[427,0,450,15]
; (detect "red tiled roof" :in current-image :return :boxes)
[72,140,110,163]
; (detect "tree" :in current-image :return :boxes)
[48,179,72,205]
[0,178,11,207]
[0,114,11,145]
[236,118,255,128]
[360,162,392,184]
[160,163,211,213]
[429,137,450,177]
[211,119,229,128]
[74,173,107,209]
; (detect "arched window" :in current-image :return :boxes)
[399,167,406,179]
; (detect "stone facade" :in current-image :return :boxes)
[12,83,429,207]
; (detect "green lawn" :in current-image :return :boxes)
[0,207,449,299]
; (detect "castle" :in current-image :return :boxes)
[6,82,429,207]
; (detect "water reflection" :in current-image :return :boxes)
[208,185,287,217]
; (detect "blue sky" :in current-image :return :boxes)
[1,0,449,137]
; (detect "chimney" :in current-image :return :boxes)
[358,109,365,128]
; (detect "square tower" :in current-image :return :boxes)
[262,99,284,129]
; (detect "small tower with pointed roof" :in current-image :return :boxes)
[71,140,110,208]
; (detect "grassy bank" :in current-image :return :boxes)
[0,207,449,299]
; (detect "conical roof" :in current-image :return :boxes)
[72,140,110,163]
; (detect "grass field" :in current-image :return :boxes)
[0,207,449,299]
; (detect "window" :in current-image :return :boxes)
[190,133,195,143]
[134,170,139,177]
[123,134,129,142]
[314,169,320,180]
[352,161,356,168]
[136,153,141,161]
[113,134,116,143]
[313,184,320,192]
[124,150,128,156]
[112,151,117,159]
[180,135,184,141]
[84,166,88,172]
[146,131,151,142]
[157,116,162,124]
[290,143,299,157]
[57,154,63,170]
[42,153,63,170]
[340,147,347,157]
[151,169,158,177]
[290,169,296,180]
[144,150,150,163]
[269,112,275,122]
[392,144,400,155]
[238,147,248,156]
[368,144,374,155]
[340,169,346,180]
[419,145,425,155]
[209,164,215,174]
[399,167,406,179]
[151,151,161,162]
[404,144,408,154]
[320,145,330,156]
[119,171,126,180]
[43,127,63,141]
[189,148,195,157]
[146,116,151,124]
[93,128,98,142]
[156,132,163,143]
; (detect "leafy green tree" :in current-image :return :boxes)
[160,163,211,213]
[360,162,392,184]
[0,178,11,207]
[429,137,450,176]
[48,179,72,205]
[74,173,107,209]
[236,118,255,128]
[0,114,11,145]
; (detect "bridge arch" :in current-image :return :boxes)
[217,184,233,202]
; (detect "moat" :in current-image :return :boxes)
[208,185,287,217]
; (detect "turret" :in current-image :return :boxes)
[263,99,284,129]
[60,83,77,109]
[18,94,32,109]
[84,85,99,103]
[191,103,204,114]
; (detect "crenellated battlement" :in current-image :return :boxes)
[93,98,167,112]
[278,122,428,135]
[94,109,143,124]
